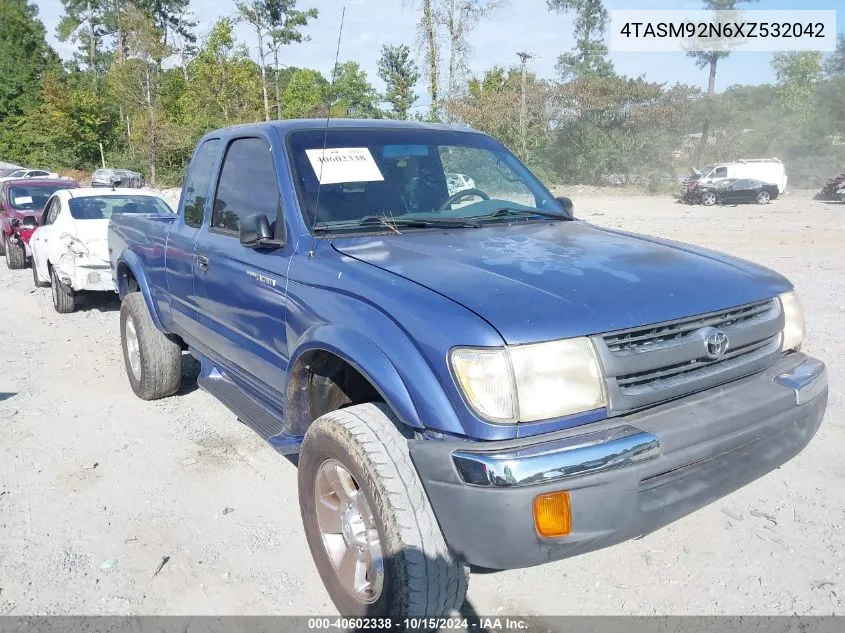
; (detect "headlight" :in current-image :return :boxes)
[779,291,805,352]
[449,348,516,422]
[450,338,607,424]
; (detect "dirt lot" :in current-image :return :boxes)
[0,190,842,616]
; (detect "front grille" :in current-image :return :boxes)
[594,298,783,414]
[615,335,780,395]
[604,299,775,355]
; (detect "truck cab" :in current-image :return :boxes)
[108,120,827,619]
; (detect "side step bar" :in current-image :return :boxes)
[195,353,303,455]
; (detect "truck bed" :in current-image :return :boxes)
[108,212,176,314]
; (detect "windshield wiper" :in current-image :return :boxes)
[313,215,481,233]
[470,207,572,222]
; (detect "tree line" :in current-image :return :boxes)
[1,0,844,189]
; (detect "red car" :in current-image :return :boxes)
[0,178,79,269]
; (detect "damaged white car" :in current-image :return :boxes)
[30,188,173,313]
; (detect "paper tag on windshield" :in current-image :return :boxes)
[306,147,384,185]
[13,196,33,206]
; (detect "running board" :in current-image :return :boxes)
[196,358,303,455]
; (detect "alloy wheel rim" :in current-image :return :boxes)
[125,318,142,380]
[314,459,384,605]
[704,193,716,205]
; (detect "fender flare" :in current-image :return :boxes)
[114,251,166,332]
[286,324,424,434]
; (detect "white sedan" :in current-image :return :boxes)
[0,168,59,183]
[30,188,173,313]
[445,172,476,197]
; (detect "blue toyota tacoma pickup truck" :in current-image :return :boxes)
[108,119,828,618]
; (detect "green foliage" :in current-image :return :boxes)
[283,68,329,118]
[0,0,58,120]
[825,34,845,77]
[0,70,120,169]
[772,52,823,121]
[3,0,842,195]
[378,44,419,120]
[134,0,196,41]
[266,0,318,47]
[330,61,380,119]
[180,18,263,130]
[547,0,614,80]
[552,77,699,184]
[451,66,555,176]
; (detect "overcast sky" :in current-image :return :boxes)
[32,0,844,110]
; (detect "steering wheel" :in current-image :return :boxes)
[438,188,490,211]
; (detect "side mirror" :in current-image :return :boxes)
[239,214,282,249]
[556,196,574,216]
[22,215,37,227]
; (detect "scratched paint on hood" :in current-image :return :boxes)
[332,220,791,345]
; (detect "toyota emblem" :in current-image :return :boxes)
[704,329,729,359]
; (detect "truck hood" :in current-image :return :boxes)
[331,221,791,344]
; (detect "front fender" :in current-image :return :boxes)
[115,250,166,332]
[287,325,422,432]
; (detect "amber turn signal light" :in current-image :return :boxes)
[533,490,572,538]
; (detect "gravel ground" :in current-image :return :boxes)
[0,190,842,616]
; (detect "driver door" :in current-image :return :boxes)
[193,134,293,402]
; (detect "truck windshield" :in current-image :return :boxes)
[69,195,172,220]
[287,128,564,232]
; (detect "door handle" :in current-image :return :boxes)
[197,254,209,271]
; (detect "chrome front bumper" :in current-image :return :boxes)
[775,357,827,405]
[410,354,827,569]
[453,425,661,488]
[451,357,827,489]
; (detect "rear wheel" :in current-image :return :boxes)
[119,292,181,400]
[298,403,468,620]
[756,191,771,204]
[50,267,75,313]
[5,238,25,269]
[701,192,717,206]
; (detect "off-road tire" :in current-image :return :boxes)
[119,292,181,400]
[50,266,76,313]
[756,191,771,204]
[701,192,717,207]
[5,238,25,269]
[33,262,48,288]
[299,403,468,620]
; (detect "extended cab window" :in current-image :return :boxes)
[183,139,220,228]
[212,137,280,233]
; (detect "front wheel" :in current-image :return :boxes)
[119,292,182,400]
[298,403,468,620]
[756,191,771,204]
[701,192,717,206]
[50,267,76,313]
[5,238,25,269]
